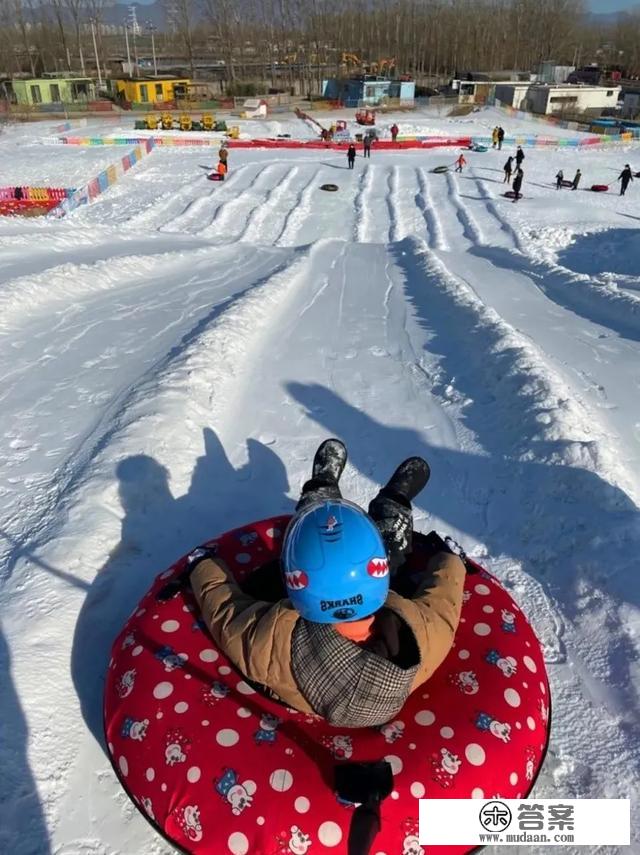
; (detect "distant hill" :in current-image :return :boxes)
[590,7,640,23]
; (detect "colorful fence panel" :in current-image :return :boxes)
[0,186,74,216]
[56,138,155,217]
[469,131,640,149]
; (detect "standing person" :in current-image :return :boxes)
[571,169,581,191]
[555,169,564,190]
[512,167,524,201]
[515,146,525,168]
[218,145,228,167]
[618,164,633,196]
[363,133,372,159]
[492,127,499,149]
[455,153,467,173]
[347,143,356,169]
[503,155,514,184]
[390,123,399,143]
[497,126,505,150]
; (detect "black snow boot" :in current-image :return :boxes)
[296,438,347,512]
[368,457,430,573]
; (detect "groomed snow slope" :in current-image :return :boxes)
[1,115,639,855]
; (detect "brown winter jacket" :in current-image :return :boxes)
[190,551,465,715]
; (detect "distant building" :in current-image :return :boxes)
[459,70,533,83]
[621,90,640,118]
[3,76,96,106]
[494,82,532,109]
[322,76,415,107]
[114,77,191,105]
[526,84,620,116]
[567,65,624,86]
[494,82,620,116]
[537,62,575,85]
[453,80,519,105]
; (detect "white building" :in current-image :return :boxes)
[494,83,620,116]
[527,85,620,115]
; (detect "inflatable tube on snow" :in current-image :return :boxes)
[469,145,488,152]
[590,184,608,192]
[503,191,522,199]
[320,183,339,192]
[431,166,449,174]
[207,173,225,181]
[559,180,573,188]
[105,517,550,855]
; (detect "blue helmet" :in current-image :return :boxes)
[282,500,390,623]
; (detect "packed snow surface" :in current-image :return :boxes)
[0,109,639,855]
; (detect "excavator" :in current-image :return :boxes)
[294,107,329,137]
[340,53,396,76]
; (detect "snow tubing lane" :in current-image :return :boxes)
[320,183,339,192]
[104,516,550,855]
[590,184,609,192]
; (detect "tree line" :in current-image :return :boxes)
[1,0,639,87]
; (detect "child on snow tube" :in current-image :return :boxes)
[180,439,466,729]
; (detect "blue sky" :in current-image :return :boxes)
[589,0,638,10]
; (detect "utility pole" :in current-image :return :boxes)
[91,20,103,87]
[124,22,131,74]
[147,23,158,77]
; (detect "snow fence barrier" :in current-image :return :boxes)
[55,137,155,217]
[470,131,640,149]
[0,186,74,216]
[55,134,475,150]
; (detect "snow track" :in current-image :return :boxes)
[1,135,640,854]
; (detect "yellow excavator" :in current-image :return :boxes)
[341,53,397,76]
[341,52,362,69]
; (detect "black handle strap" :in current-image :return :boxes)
[334,760,393,855]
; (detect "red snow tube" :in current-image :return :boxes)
[104,517,550,855]
[207,173,225,182]
[590,184,609,192]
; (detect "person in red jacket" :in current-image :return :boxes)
[455,153,467,173]
[390,123,399,143]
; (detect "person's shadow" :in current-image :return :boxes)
[71,428,292,743]
[0,624,51,855]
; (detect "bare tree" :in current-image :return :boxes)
[165,0,196,78]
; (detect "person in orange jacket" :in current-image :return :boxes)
[217,160,228,177]
[455,153,467,173]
